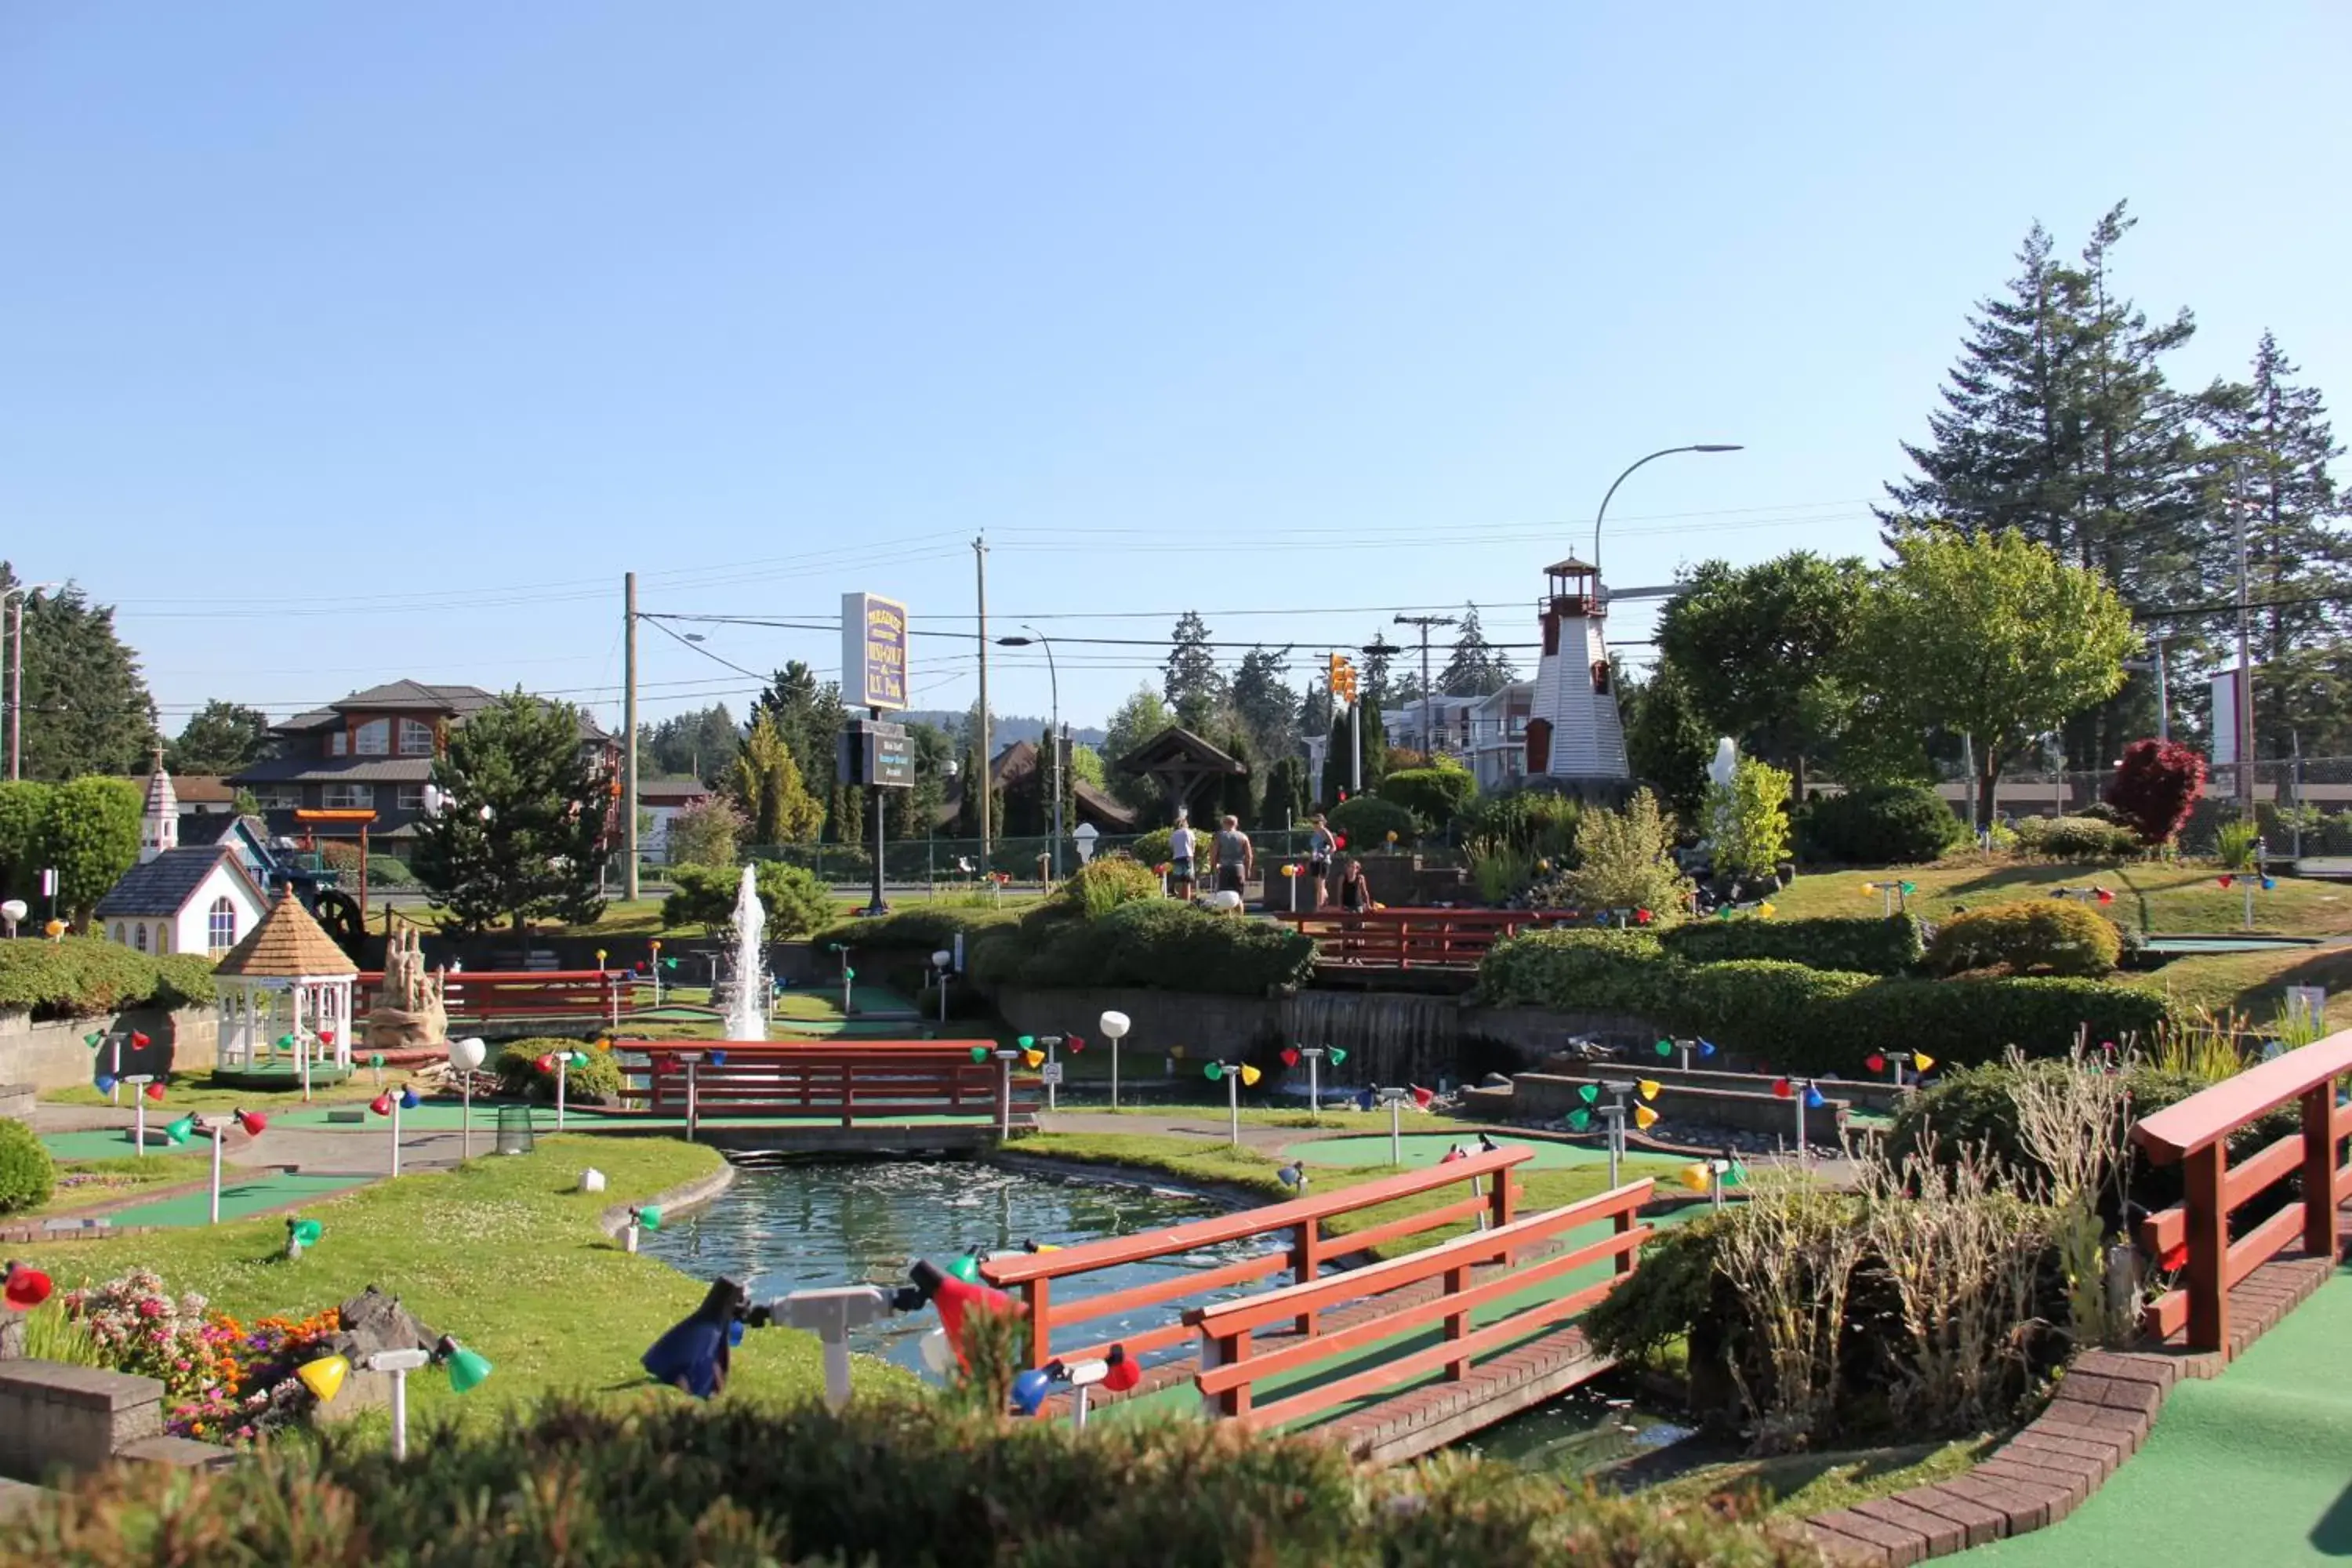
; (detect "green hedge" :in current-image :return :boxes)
[1476,928,2175,1073]
[0,1119,55,1215]
[1659,914,1923,975]
[818,906,1022,955]
[1793,784,1965,865]
[0,1396,1838,1566]
[1003,900,1315,996]
[661,862,837,938]
[1328,796,1420,851]
[495,1039,626,1104]
[0,938,215,1021]
[1379,767,1478,830]
[1924,900,2122,978]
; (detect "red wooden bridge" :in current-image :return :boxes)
[979,1144,1657,1462]
[357,968,641,1032]
[1269,908,1583,981]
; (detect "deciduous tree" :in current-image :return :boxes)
[166,700,272,776]
[1851,532,2134,829]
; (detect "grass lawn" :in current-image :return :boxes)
[2120,943,2352,1029]
[1011,1131,1684,1260]
[10,1136,904,1446]
[29,1152,216,1218]
[1638,1435,1997,1518]
[1766,855,2352,936]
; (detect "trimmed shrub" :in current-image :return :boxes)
[0,1395,1839,1566]
[1563,788,1692,917]
[1660,914,1923,976]
[824,906,1022,954]
[1477,931,2176,1074]
[0,938,196,1021]
[1131,827,1174,869]
[1011,900,1315,996]
[495,1038,625,1104]
[662,862,837,938]
[147,955,219,1010]
[1328,796,1420,851]
[0,1117,55,1214]
[1925,900,2122,978]
[2013,815,2140,859]
[1052,855,1160,920]
[1794,783,1965,865]
[1709,757,1792,880]
[1380,766,1477,831]
[1476,929,1666,1013]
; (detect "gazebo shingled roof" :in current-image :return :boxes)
[214,887,358,978]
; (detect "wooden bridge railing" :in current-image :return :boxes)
[1270,909,1576,968]
[610,1041,1026,1126]
[979,1145,1532,1370]
[1185,1178,1654,1428]
[357,969,638,1026]
[2132,1028,2352,1357]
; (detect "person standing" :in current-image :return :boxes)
[1167,810,1197,899]
[1214,814,1254,900]
[1306,812,1338,911]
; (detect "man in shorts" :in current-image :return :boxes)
[1214,815,1254,899]
[1167,811,1197,899]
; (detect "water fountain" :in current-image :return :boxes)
[719,865,768,1041]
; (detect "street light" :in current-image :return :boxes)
[996,628,1063,880]
[1591,446,1742,576]
[4,582,63,781]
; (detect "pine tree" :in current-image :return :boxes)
[0,567,158,779]
[751,663,847,838]
[1882,205,2209,763]
[1230,646,1298,760]
[1439,604,1516,696]
[731,714,825,845]
[1621,664,1711,820]
[1163,612,1225,730]
[2201,332,2348,754]
[411,692,612,936]
[1359,635,1401,705]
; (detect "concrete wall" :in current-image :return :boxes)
[0,1362,162,1481]
[0,1005,217,1094]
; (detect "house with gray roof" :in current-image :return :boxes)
[229,681,612,847]
[93,763,270,956]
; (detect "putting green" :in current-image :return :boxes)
[1284,1133,1617,1170]
[1964,1262,2352,1563]
[93,1171,375,1229]
[42,1128,168,1161]
[263,1103,997,1133]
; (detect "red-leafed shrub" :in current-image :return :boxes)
[2105,739,2207,846]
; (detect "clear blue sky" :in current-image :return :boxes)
[4,2,2346,736]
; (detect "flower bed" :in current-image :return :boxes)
[62,1269,339,1443]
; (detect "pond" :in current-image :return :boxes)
[637,1156,1279,1377]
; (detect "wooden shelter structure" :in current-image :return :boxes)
[1112,725,1247,824]
[214,887,361,1080]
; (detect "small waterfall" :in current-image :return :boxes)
[1276,991,1461,1092]
[720,865,768,1041]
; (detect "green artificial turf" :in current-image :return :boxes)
[1284,1132,1618,1170]
[1965,1263,2352,1564]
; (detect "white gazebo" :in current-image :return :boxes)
[214,888,360,1085]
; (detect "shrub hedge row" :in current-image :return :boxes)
[1477,929,2172,1073]
[495,1038,626,1105]
[975,899,1316,996]
[1657,913,1925,975]
[0,1396,1838,1566]
[0,938,216,1020]
[1923,899,2122,978]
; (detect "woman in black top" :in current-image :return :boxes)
[1336,857,1373,912]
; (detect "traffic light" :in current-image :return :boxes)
[1328,654,1358,706]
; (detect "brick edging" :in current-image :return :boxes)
[1803,1244,2340,1566]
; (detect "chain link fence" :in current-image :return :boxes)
[724,829,1321,888]
[1944,756,2352,856]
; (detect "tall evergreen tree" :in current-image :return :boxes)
[1621,664,1711,820]
[1230,645,1298,761]
[1439,604,1516,696]
[0,567,158,779]
[2200,331,2348,754]
[641,703,741,782]
[751,662,847,837]
[1163,612,1225,730]
[1359,635,1401,705]
[1881,205,2208,764]
[732,714,826,846]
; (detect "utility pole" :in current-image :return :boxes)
[622,572,640,899]
[2234,473,2256,819]
[5,582,59,782]
[975,536,992,860]
[1393,615,1457,760]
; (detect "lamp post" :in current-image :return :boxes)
[1098,1009,1130,1109]
[996,630,1062,879]
[4,582,61,782]
[1590,446,1743,577]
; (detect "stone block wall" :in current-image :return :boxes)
[0,1362,163,1481]
[0,1006,218,1094]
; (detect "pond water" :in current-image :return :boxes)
[1455,1381,1702,1483]
[637,1157,1279,1376]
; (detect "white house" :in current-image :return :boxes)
[92,760,271,956]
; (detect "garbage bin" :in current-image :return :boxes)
[495,1104,537,1156]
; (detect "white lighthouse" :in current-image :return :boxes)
[1523,558,1630,786]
